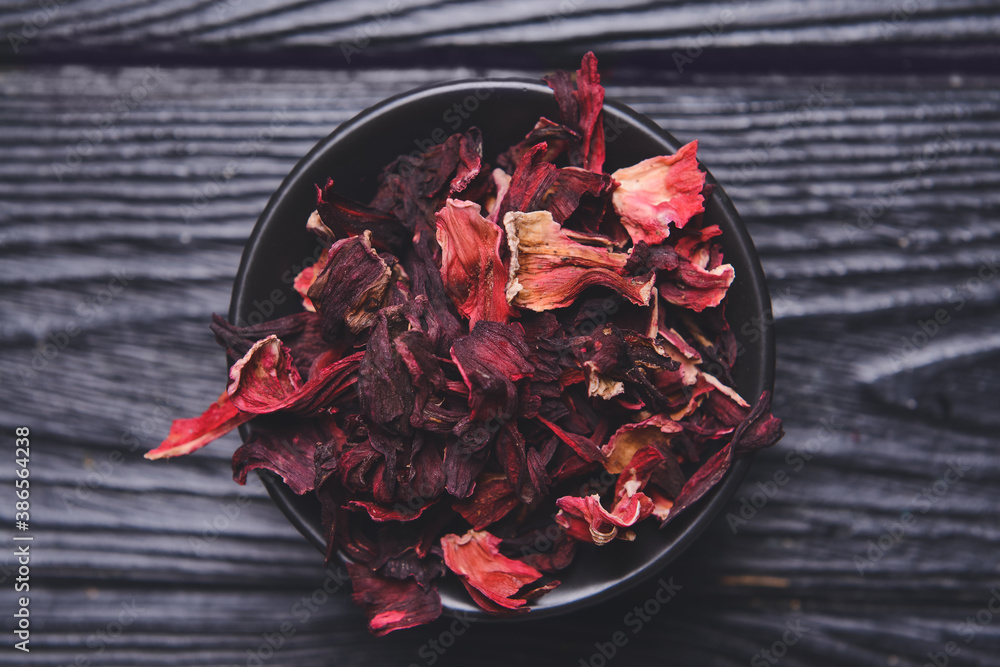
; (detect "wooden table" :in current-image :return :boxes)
[2,1,998,665]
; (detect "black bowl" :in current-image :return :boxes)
[230,78,775,619]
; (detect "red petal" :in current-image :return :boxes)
[452,473,520,530]
[307,231,393,340]
[440,530,544,611]
[450,321,534,422]
[315,181,408,252]
[435,198,514,326]
[504,210,655,311]
[658,262,735,312]
[347,500,433,522]
[602,413,682,474]
[144,391,252,460]
[227,336,302,413]
[346,562,442,636]
[228,336,363,415]
[554,489,654,545]
[611,141,706,245]
[661,391,783,526]
[544,51,606,172]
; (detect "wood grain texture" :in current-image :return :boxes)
[1,61,998,666]
[2,0,1000,68]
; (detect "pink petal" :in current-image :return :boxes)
[611,140,706,245]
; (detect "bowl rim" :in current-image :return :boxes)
[230,75,775,620]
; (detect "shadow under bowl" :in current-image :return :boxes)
[230,77,775,620]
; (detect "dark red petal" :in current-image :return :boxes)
[211,312,331,380]
[308,231,393,342]
[346,562,443,636]
[144,391,252,459]
[660,391,784,527]
[452,473,520,530]
[435,198,514,326]
[232,417,336,495]
[495,142,559,224]
[502,528,577,573]
[537,415,606,464]
[370,128,483,236]
[315,180,408,252]
[545,167,613,224]
[573,51,606,172]
[450,321,534,422]
[440,530,545,611]
[348,500,434,522]
[544,51,606,172]
[358,309,414,434]
[497,117,578,172]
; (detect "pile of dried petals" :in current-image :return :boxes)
[147,52,783,635]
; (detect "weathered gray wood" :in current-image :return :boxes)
[2,0,999,63]
[1,61,998,666]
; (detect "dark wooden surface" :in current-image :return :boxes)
[1,1,999,665]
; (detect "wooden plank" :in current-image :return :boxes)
[1,0,1000,65]
[1,64,999,665]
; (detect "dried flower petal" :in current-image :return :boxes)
[435,199,514,326]
[440,530,545,611]
[347,562,443,636]
[504,210,655,311]
[611,141,705,245]
[307,231,393,342]
[144,391,252,460]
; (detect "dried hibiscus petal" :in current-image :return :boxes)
[440,530,547,611]
[308,231,393,342]
[144,391,251,460]
[504,210,655,311]
[346,562,443,636]
[611,141,706,245]
[435,198,514,326]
